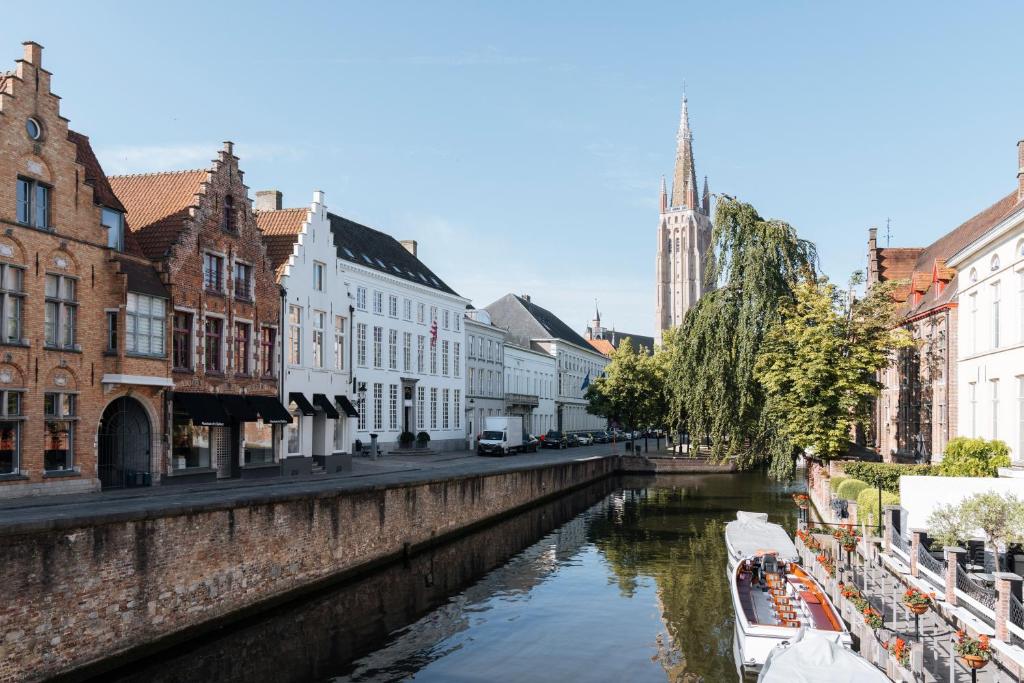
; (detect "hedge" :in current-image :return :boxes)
[836,478,870,501]
[829,475,848,493]
[856,487,900,526]
[840,462,938,493]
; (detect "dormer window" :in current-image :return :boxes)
[222,195,236,232]
[101,208,125,251]
[25,117,42,141]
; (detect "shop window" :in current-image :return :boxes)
[0,390,23,475]
[44,392,75,471]
[172,410,210,469]
[243,420,274,465]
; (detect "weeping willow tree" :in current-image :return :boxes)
[666,198,816,476]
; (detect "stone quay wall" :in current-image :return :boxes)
[0,457,617,683]
[617,454,737,474]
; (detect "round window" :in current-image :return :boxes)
[26,117,42,141]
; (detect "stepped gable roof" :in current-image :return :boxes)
[255,208,306,278]
[485,294,591,349]
[327,212,459,296]
[108,169,207,260]
[67,131,124,212]
[900,190,1021,318]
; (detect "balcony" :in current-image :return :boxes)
[505,392,539,407]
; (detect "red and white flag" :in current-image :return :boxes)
[430,318,438,347]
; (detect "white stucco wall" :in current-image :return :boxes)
[504,342,557,436]
[901,475,1024,536]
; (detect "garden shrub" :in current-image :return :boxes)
[857,487,900,526]
[840,462,938,493]
[829,475,848,493]
[836,478,870,501]
[939,437,1010,478]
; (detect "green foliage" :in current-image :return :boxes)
[856,487,899,527]
[829,475,848,493]
[398,431,415,446]
[836,478,870,501]
[416,431,430,444]
[840,462,938,493]
[756,277,911,460]
[939,437,1011,477]
[585,338,663,432]
[665,198,817,476]
[928,492,1024,571]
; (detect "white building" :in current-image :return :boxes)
[504,343,557,436]
[465,310,505,446]
[484,293,608,433]
[256,190,358,475]
[949,153,1024,462]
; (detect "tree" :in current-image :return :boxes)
[926,491,1024,571]
[939,437,1011,477]
[585,338,659,443]
[665,198,816,475]
[755,276,910,460]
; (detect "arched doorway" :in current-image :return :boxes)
[98,396,152,490]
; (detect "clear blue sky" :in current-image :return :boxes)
[4,2,1023,336]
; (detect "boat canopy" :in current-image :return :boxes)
[758,632,888,682]
[725,511,800,564]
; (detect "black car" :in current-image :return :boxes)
[541,430,567,449]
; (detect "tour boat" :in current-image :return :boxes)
[724,511,801,570]
[726,513,851,678]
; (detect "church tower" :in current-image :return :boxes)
[655,93,713,345]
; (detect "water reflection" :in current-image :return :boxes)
[97,471,801,683]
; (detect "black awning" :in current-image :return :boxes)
[335,395,359,418]
[288,392,316,416]
[312,393,340,419]
[220,395,261,421]
[173,392,229,427]
[247,395,293,425]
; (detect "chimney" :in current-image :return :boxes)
[522,294,531,303]
[255,190,283,212]
[222,140,234,156]
[22,42,42,66]
[400,240,418,258]
[1018,139,1024,202]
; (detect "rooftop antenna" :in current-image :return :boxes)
[885,218,892,247]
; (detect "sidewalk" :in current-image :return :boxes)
[0,444,623,536]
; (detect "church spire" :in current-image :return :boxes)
[701,175,710,215]
[671,92,699,209]
[660,176,668,212]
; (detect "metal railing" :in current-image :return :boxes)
[892,532,910,558]
[917,543,946,590]
[1010,594,1024,649]
[954,561,995,618]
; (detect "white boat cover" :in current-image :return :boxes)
[758,632,887,682]
[725,511,800,564]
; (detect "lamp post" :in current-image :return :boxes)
[876,474,883,538]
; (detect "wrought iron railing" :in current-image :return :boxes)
[956,563,997,615]
[891,532,910,557]
[917,544,945,589]
[1011,593,1024,628]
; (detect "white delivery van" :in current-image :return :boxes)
[477,416,524,456]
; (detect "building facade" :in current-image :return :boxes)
[503,342,556,436]
[465,310,505,447]
[655,94,713,346]
[326,223,469,452]
[484,293,608,433]
[110,143,288,485]
[949,143,1024,462]
[256,190,358,475]
[0,42,173,498]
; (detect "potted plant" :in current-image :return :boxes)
[862,606,883,630]
[836,527,859,552]
[792,493,810,509]
[415,431,431,449]
[882,638,910,668]
[816,553,835,577]
[902,587,935,615]
[398,431,415,449]
[954,631,991,670]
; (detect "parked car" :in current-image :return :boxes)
[523,434,539,453]
[541,430,567,449]
[566,433,581,447]
[575,432,594,446]
[592,431,609,444]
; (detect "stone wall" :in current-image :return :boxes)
[0,457,616,682]
[617,454,737,474]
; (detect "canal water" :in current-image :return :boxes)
[100,471,802,683]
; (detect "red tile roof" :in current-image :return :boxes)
[587,338,615,356]
[255,209,307,278]
[108,170,208,260]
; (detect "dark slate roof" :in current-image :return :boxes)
[327,212,459,296]
[607,331,655,354]
[115,256,169,298]
[484,294,591,349]
[67,130,124,212]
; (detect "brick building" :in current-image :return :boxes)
[109,143,289,485]
[0,42,176,497]
[867,192,1021,462]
